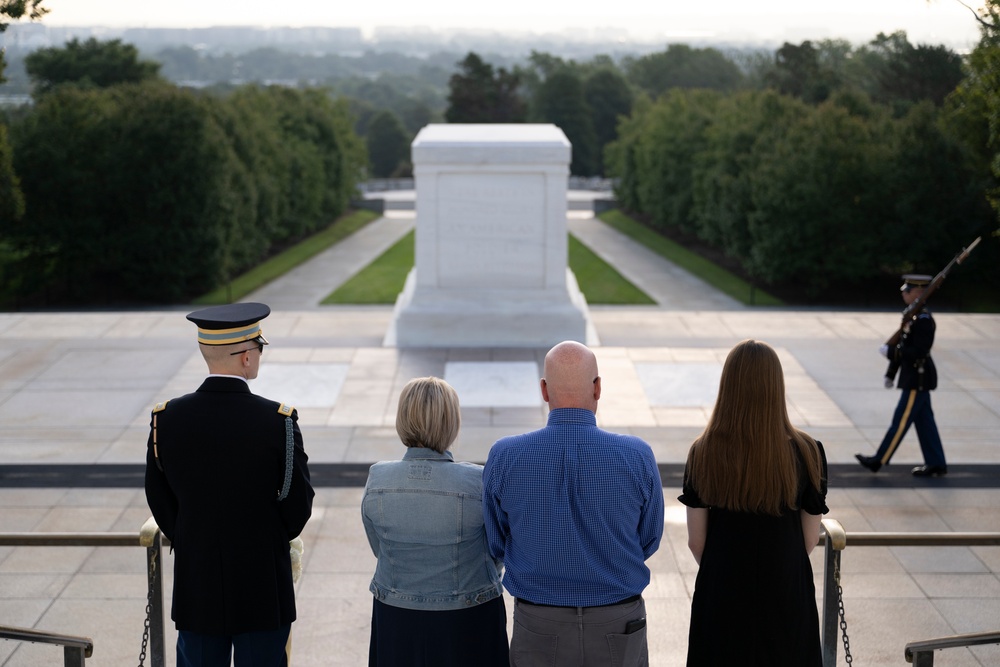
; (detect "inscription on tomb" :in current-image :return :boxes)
[437,173,546,288]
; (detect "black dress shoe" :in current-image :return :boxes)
[911,465,948,477]
[855,454,882,473]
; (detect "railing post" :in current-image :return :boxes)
[63,645,86,666]
[140,518,167,667]
[911,649,935,666]
[821,519,847,667]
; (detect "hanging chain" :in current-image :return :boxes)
[137,548,158,667]
[835,558,854,665]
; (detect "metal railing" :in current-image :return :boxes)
[906,630,1000,665]
[819,518,1000,667]
[0,517,167,667]
[0,624,93,666]
[3,517,999,666]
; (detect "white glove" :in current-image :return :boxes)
[879,344,889,358]
[884,377,894,389]
[290,537,304,583]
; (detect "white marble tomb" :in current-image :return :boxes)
[385,123,596,347]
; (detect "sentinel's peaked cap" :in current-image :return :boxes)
[186,302,271,346]
[900,274,933,291]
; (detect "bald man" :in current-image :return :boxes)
[483,341,664,667]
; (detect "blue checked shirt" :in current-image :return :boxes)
[483,408,664,606]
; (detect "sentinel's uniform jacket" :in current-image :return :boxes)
[893,311,937,392]
[144,376,314,634]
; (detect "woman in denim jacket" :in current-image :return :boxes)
[362,376,508,666]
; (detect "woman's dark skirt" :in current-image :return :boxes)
[368,596,509,666]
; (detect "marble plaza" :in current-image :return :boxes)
[1,208,999,666]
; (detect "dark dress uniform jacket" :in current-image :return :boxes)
[145,376,314,635]
[894,311,938,391]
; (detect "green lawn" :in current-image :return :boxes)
[193,209,381,305]
[568,234,655,304]
[321,230,657,305]
[322,229,415,304]
[598,209,783,306]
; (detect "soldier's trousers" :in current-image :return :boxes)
[874,389,946,468]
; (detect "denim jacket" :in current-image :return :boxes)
[362,447,503,611]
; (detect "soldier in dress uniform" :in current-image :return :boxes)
[855,275,947,477]
[144,303,314,667]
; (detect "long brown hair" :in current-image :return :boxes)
[686,339,824,515]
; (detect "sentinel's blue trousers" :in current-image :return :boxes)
[874,389,946,468]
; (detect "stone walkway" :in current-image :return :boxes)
[0,205,998,665]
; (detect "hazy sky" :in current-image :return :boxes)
[37,0,985,48]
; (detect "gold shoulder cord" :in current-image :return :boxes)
[152,413,163,471]
[152,401,169,471]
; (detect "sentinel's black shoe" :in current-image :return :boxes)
[855,454,882,473]
[911,465,948,477]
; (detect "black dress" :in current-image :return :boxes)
[678,441,828,667]
[369,596,509,667]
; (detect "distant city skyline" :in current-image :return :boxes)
[35,0,986,48]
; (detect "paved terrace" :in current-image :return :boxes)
[1,209,999,665]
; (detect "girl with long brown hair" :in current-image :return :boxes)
[679,339,828,666]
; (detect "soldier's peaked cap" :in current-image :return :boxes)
[186,302,270,346]
[900,274,932,291]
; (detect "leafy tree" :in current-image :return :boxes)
[583,68,633,175]
[252,87,364,240]
[3,80,365,304]
[624,44,743,98]
[213,85,293,253]
[347,97,379,136]
[445,52,526,123]
[0,0,46,244]
[524,51,569,80]
[608,89,722,231]
[764,41,839,104]
[886,102,991,273]
[513,51,565,111]
[947,0,1000,245]
[533,70,597,176]
[744,100,895,293]
[861,31,963,111]
[395,97,435,135]
[0,0,47,82]
[691,90,809,260]
[24,37,161,94]
[208,86,365,273]
[7,83,245,302]
[0,123,22,223]
[366,110,410,177]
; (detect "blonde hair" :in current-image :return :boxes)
[686,339,824,516]
[395,377,461,453]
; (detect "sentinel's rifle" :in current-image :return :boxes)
[883,236,982,383]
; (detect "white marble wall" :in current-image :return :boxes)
[387,124,595,347]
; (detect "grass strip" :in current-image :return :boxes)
[569,234,656,304]
[597,209,783,306]
[322,229,414,304]
[193,209,381,305]
[321,230,657,305]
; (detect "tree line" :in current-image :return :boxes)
[609,88,990,299]
[1,0,999,308]
[0,34,365,305]
[602,28,1000,303]
[437,29,997,305]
